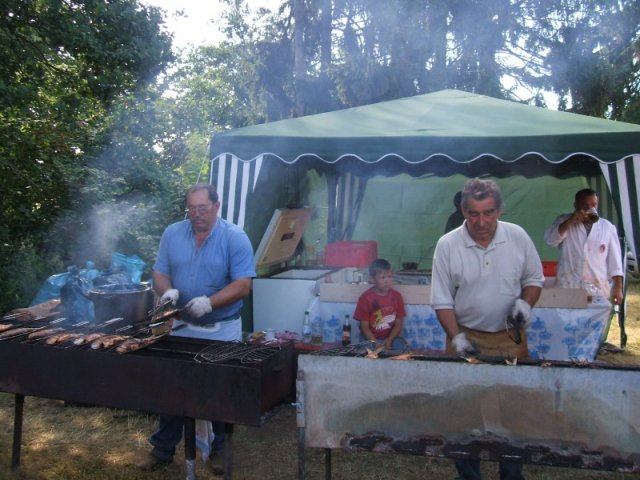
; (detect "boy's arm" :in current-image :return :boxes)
[359,320,377,342]
[383,316,405,349]
[384,292,407,348]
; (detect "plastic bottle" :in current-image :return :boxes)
[342,314,351,346]
[302,310,312,343]
[311,317,323,346]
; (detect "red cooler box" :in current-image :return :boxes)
[324,241,378,268]
[542,261,557,277]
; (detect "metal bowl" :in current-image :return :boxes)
[87,283,153,327]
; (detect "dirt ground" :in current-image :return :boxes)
[0,279,639,480]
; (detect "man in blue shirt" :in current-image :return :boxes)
[137,183,255,472]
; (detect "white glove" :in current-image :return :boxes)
[185,295,213,319]
[451,332,477,355]
[160,288,179,306]
[510,298,532,328]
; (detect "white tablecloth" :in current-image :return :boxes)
[307,297,611,362]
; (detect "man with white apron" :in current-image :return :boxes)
[431,178,544,480]
[544,188,623,349]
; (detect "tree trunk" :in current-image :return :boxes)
[317,0,333,112]
[428,0,448,91]
[293,0,306,117]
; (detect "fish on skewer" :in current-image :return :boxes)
[90,334,130,350]
[0,327,43,340]
[73,332,108,346]
[152,308,181,322]
[0,323,13,334]
[1,309,34,322]
[365,346,385,359]
[45,332,84,345]
[390,353,416,360]
[48,317,123,347]
[27,327,66,341]
[116,335,165,353]
[5,298,62,321]
[148,297,183,323]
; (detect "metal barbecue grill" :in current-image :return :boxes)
[0,310,295,480]
[296,351,640,479]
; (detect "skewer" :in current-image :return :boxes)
[100,320,171,352]
[0,326,46,341]
[114,333,168,354]
[148,298,172,317]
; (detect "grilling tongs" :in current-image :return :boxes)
[148,299,183,322]
[506,312,525,345]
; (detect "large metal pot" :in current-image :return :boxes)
[87,283,153,327]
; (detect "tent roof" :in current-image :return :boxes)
[210,89,640,164]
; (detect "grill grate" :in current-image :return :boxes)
[194,340,283,365]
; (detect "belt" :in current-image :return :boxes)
[462,325,510,335]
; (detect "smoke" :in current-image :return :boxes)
[60,195,162,273]
[80,204,128,266]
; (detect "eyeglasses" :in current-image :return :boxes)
[185,204,214,215]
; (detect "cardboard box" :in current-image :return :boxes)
[320,270,588,308]
[320,269,430,304]
[320,281,431,305]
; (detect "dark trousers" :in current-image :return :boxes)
[150,414,225,460]
[455,459,524,480]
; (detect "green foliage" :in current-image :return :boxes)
[519,0,640,117]
[0,0,175,311]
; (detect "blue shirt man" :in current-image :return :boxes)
[154,217,255,325]
[138,183,255,471]
[152,184,255,331]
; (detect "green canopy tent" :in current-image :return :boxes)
[208,89,640,262]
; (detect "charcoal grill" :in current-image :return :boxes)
[296,351,640,479]
[0,315,294,480]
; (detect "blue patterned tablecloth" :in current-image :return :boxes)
[307,297,611,361]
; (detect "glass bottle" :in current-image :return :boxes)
[302,310,311,343]
[342,314,351,346]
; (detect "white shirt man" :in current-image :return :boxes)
[430,178,542,480]
[431,178,543,358]
[431,221,544,332]
[543,189,623,303]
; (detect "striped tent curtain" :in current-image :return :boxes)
[208,153,263,229]
[206,151,640,268]
[326,171,367,243]
[600,154,640,259]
